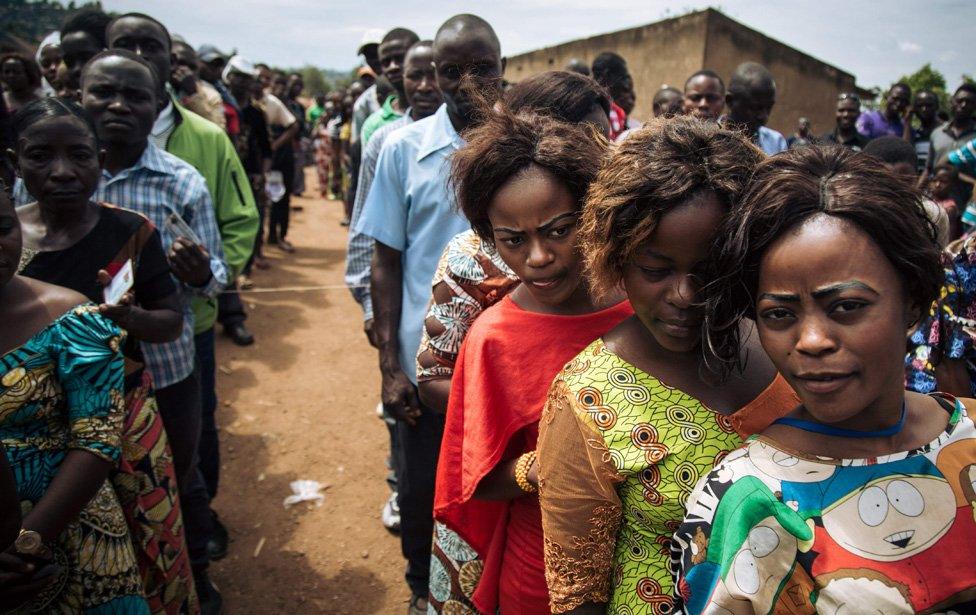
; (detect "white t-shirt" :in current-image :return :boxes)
[150,100,177,150]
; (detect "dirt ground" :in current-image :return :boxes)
[208,171,407,614]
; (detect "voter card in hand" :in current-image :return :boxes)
[165,212,201,245]
[103,259,134,305]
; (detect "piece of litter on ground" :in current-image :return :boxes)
[218,365,233,375]
[253,537,266,557]
[257,473,266,482]
[283,479,326,508]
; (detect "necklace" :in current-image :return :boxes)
[773,401,907,438]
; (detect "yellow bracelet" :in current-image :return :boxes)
[515,451,538,493]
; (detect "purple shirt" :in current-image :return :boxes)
[856,109,904,140]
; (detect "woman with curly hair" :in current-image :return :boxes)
[420,70,614,614]
[537,116,798,614]
[431,107,631,614]
[673,145,976,614]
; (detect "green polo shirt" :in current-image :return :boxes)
[360,95,403,146]
[165,101,260,334]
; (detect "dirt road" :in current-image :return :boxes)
[209,176,407,614]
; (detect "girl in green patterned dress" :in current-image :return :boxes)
[537,117,798,615]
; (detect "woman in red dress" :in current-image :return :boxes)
[432,109,630,614]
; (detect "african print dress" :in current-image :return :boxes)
[907,234,976,396]
[0,306,149,613]
[673,395,976,614]
[20,203,197,614]
[537,339,797,614]
[419,230,519,614]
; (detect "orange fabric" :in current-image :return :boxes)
[729,372,799,438]
[434,295,632,614]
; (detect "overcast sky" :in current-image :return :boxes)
[100,0,973,90]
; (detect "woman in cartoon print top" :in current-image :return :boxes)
[673,145,976,614]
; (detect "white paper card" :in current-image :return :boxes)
[103,259,134,305]
[165,212,201,245]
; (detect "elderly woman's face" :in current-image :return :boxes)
[754,214,911,424]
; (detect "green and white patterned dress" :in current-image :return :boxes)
[537,338,796,614]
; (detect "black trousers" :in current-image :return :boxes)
[217,286,247,329]
[153,371,201,487]
[269,148,294,243]
[383,404,400,491]
[153,370,212,570]
[194,329,219,499]
[395,405,445,598]
[244,174,266,276]
[346,139,362,212]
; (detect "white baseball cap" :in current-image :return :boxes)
[358,29,385,54]
[222,55,259,82]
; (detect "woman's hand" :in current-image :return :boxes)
[0,549,58,608]
[527,456,539,489]
[474,453,538,501]
[96,269,136,330]
[95,271,183,344]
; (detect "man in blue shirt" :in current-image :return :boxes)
[346,39,442,535]
[722,61,788,155]
[356,14,503,614]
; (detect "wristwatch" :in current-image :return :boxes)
[14,529,46,557]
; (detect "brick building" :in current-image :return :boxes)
[504,8,863,136]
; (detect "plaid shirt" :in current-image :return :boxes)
[14,142,227,388]
[345,113,412,321]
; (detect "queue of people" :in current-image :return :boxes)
[342,12,976,615]
[2,7,976,615]
[0,6,347,614]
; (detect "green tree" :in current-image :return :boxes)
[292,65,331,97]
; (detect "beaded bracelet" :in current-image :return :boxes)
[515,451,538,493]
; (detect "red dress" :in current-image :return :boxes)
[434,295,633,614]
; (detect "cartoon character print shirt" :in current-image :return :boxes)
[672,395,976,615]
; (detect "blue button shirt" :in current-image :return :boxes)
[356,104,470,384]
[345,112,414,321]
[758,125,788,155]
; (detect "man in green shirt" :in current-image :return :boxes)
[359,27,419,145]
[108,13,259,615]
[306,93,326,126]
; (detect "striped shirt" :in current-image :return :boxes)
[949,136,976,176]
[14,142,227,388]
[345,112,413,321]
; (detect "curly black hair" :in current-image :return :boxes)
[451,110,607,243]
[703,145,944,377]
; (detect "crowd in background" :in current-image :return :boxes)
[2,7,976,615]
